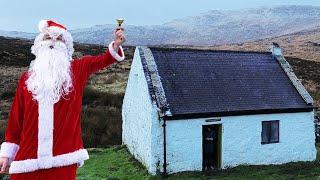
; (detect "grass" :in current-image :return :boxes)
[77,146,150,180]
[76,144,320,180]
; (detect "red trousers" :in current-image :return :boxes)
[9,163,77,180]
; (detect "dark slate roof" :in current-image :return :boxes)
[140,47,314,120]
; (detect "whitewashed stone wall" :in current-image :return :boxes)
[122,48,160,174]
[122,48,316,175]
[162,111,316,174]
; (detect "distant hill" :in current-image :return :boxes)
[1,5,320,46]
[202,26,320,62]
[0,30,35,40]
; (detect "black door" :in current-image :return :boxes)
[202,124,221,170]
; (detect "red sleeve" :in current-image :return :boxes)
[0,74,25,160]
[77,44,124,79]
[5,74,24,145]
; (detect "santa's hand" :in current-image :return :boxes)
[0,157,9,173]
[113,28,126,51]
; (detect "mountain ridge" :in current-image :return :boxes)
[0,5,320,45]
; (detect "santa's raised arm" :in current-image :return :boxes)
[0,20,125,179]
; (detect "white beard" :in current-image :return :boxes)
[26,40,73,103]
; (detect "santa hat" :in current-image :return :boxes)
[33,19,74,57]
[38,20,67,35]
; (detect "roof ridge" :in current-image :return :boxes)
[274,55,313,105]
[148,47,272,54]
[138,46,172,117]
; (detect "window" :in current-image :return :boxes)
[261,120,279,144]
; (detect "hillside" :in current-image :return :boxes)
[0,32,319,147]
[203,27,320,62]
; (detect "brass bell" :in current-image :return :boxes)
[117,19,124,27]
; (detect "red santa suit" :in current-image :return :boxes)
[0,20,125,179]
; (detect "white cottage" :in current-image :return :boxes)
[121,44,317,175]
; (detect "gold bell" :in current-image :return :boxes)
[117,19,124,27]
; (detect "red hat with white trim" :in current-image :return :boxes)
[38,20,67,34]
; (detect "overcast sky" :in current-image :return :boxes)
[0,0,319,32]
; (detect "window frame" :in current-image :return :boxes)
[261,120,280,145]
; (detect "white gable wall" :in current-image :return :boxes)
[122,48,160,174]
[162,111,316,174]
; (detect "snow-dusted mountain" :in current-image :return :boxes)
[1,5,320,45]
[0,30,36,40]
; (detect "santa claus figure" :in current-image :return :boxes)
[0,20,125,179]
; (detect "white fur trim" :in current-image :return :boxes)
[38,101,54,158]
[48,26,67,36]
[108,41,125,62]
[9,148,89,174]
[0,142,19,162]
[77,160,84,167]
[38,20,48,33]
[8,85,87,174]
